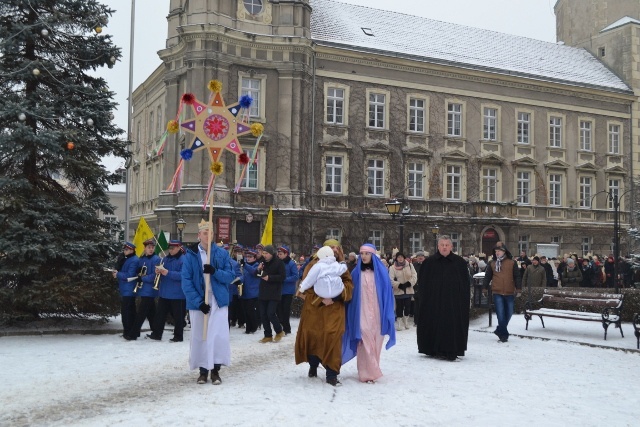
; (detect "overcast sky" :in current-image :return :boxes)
[99,0,558,171]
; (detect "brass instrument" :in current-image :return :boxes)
[132,265,147,293]
[153,261,165,290]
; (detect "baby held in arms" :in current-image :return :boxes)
[299,246,347,298]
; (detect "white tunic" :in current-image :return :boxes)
[187,246,231,370]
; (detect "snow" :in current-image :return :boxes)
[2,313,639,426]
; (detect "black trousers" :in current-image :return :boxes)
[228,294,244,326]
[128,296,156,338]
[241,298,259,333]
[308,355,338,380]
[152,298,186,340]
[276,294,293,334]
[395,296,412,318]
[259,299,282,337]
[120,296,137,333]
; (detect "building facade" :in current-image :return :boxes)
[127,0,636,257]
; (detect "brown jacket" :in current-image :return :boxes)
[483,258,522,295]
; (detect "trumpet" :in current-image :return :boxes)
[153,261,165,290]
[132,265,147,293]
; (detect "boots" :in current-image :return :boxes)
[395,319,402,331]
[403,316,410,330]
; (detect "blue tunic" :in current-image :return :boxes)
[158,253,185,300]
[182,243,234,310]
[137,254,161,297]
[116,254,139,297]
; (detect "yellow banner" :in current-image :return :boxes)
[133,217,154,257]
[260,207,273,246]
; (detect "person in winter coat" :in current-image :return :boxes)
[256,245,286,343]
[298,245,347,299]
[561,258,583,287]
[539,256,555,287]
[604,256,615,288]
[113,242,139,336]
[342,243,396,383]
[416,236,470,359]
[228,255,243,328]
[124,239,160,340]
[482,243,522,343]
[147,240,186,342]
[580,258,594,287]
[182,220,235,385]
[240,249,261,334]
[522,256,546,289]
[389,252,417,331]
[276,245,298,335]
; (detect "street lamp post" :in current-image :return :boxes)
[176,218,186,242]
[384,199,406,254]
[431,224,439,253]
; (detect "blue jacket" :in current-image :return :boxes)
[242,260,261,299]
[229,259,243,296]
[158,253,185,300]
[137,254,161,297]
[282,257,298,295]
[182,243,234,310]
[116,254,139,297]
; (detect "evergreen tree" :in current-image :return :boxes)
[0,0,128,322]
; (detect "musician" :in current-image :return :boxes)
[182,220,234,385]
[114,242,139,336]
[228,245,244,328]
[147,240,186,342]
[124,239,160,340]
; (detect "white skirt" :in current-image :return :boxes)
[188,290,231,370]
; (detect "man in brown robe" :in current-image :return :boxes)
[294,239,353,386]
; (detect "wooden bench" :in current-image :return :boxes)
[524,289,624,340]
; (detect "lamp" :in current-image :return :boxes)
[176,217,187,242]
[385,199,406,253]
[431,224,439,252]
[384,199,402,217]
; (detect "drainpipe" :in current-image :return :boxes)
[309,47,317,245]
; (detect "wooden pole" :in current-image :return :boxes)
[202,151,217,340]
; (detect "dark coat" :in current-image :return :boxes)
[416,251,470,358]
[258,256,286,301]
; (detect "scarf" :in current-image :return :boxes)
[495,255,505,272]
[342,255,396,365]
[394,260,406,269]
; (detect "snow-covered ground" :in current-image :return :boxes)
[2,312,639,426]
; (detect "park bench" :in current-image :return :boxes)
[633,313,640,349]
[523,289,624,340]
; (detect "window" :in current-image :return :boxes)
[409,98,425,132]
[483,107,497,140]
[409,232,423,255]
[368,230,382,251]
[450,233,460,254]
[579,120,592,151]
[407,162,424,199]
[608,179,620,210]
[368,93,386,128]
[149,111,154,141]
[367,159,384,196]
[517,171,531,205]
[446,165,462,200]
[326,228,341,242]
[551,236,561,244]
[579,176,592,208]
[549,174,562,207]
[549,116,562,147]
[136,120,141,143]
[326,87,344,125]
[482,168,497,202]
[518,235,529,255]
[325,156,343,194]
[599,47,606,57]
[241,149,259,189]
[582,237,591,257]
[517,112,530,144]
[608,124,620,154]
[157,106,163,137]
[243,0,263,15]
[116,168,127,184]
[241,78,261,118]
[447,103,462,137]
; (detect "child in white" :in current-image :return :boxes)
[298,246,347,298]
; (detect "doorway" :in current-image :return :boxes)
[235,220,261,247]
[482,228,500,256]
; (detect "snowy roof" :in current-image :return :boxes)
[601,16,640,33]
[310,0,631,93]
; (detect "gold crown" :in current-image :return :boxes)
[198,219,213,231]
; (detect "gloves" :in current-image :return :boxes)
[203,264,216,274]
[199,302,211,314]
[404,282,412,289]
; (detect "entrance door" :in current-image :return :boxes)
[482,228,500,256]
[235,220,261,247]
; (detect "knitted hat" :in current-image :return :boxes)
[316,246,334,260]
[493,244,507,252]
[567,258,575,265]
[263,245,277,256]
[414,251,425,257]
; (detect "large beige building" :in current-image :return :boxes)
[127,0,637,257]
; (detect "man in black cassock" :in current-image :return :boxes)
[416,235,470,361]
